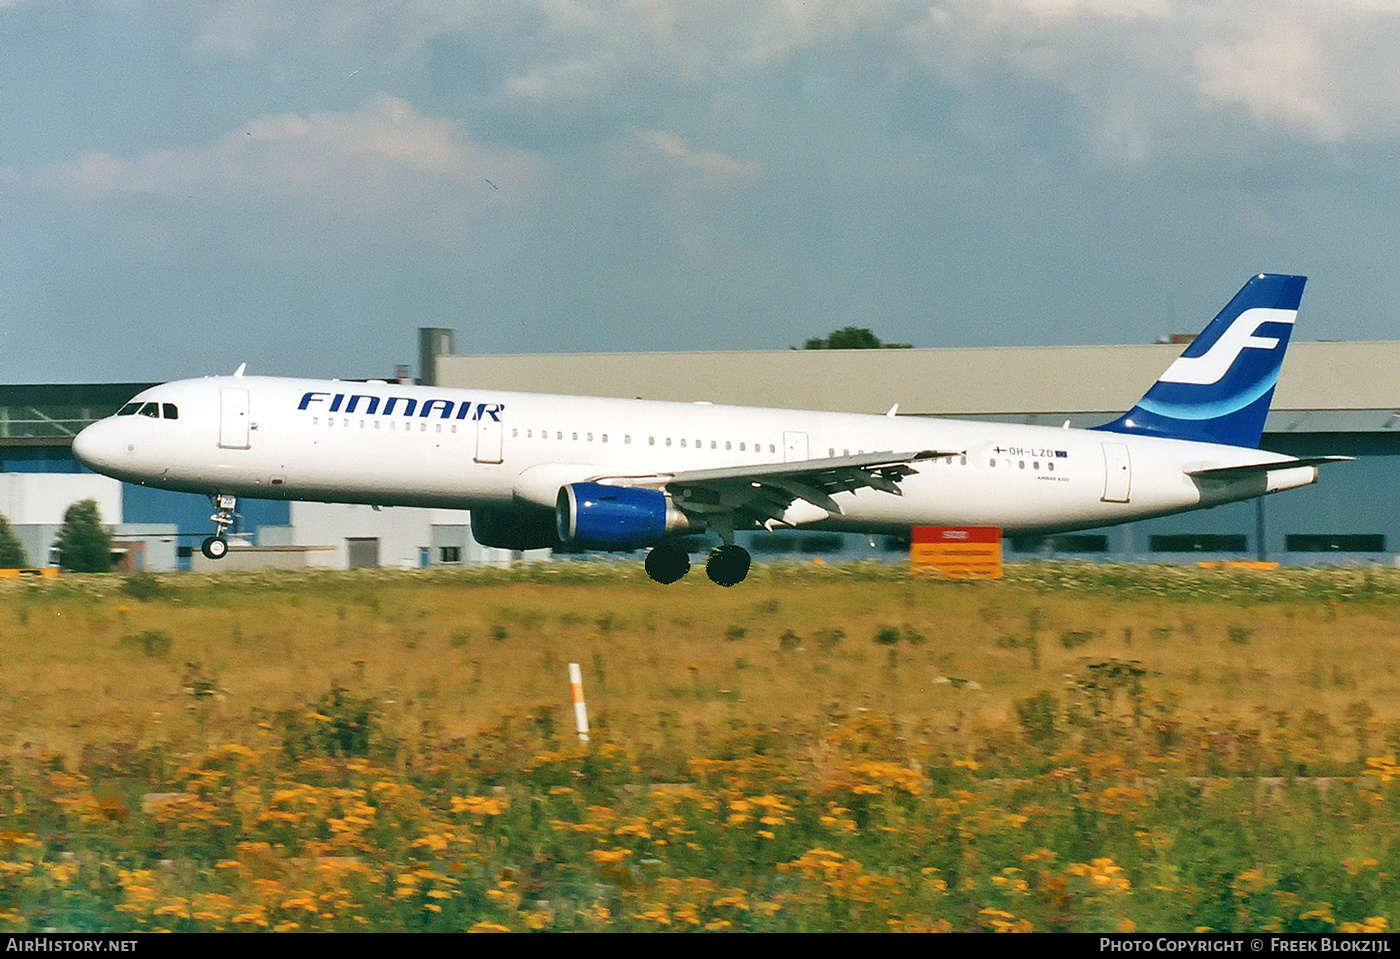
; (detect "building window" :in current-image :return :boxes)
[439,546,462,564]
[1149,534,1248,552]
[1285,534,1386,552]
[1011,534,1108,553]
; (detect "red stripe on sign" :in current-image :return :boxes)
[911,526,1001,544]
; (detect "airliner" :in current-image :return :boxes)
[72,274,1349,586]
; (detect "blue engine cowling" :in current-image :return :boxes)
[556,483,681,550]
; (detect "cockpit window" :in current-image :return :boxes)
[116,400,178,419]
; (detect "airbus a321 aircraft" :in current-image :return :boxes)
[73,274,1348,586]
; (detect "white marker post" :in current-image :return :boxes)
[568,662,590,743]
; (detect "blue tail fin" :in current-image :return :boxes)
[1093,273,1306,448]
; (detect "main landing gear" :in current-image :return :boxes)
[644,541,752,586]
[201,493,237,560]
[705,544,751,587]
[644,541,690,584]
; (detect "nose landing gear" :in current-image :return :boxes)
[201,494,237,560]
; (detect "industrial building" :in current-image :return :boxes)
[425,329,1400,566]
[3,327,1397,569]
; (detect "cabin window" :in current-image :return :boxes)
[118,403,140,416]
[649,437,655,446]
[162,404,178,419]
[680,439,687,448]
[602,434,608,443]
[739,443,746,451]
[666,437,672,447]
[726,441,732,451]
[587,432,593,442]
[139,403,159,418]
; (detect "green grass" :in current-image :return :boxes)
[0,561,1397,931]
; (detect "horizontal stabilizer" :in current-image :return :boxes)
[1187,456,1354,480]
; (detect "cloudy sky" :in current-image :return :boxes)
[5,0,1400,383]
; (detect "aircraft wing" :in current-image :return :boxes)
[1187,455,1354,480]
[597,449,956,529]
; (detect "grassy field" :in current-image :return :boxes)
[1,561,1399,931]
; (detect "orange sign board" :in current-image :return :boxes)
[910,527,1003,579]
[0,568,58,581]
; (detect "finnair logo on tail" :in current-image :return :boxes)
[1158,308,1296,386]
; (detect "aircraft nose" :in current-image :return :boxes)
[72,419,125,472]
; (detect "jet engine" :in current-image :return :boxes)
[555,482,688,550]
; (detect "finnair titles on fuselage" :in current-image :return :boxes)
[73,275,1350,585]
[297,391,505,423]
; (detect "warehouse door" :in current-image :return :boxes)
[346,537,380,569]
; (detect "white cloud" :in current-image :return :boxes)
[903,0,1400,161]
[634,130,762,186]
[50,95,541,206]
[1195,22,1344,141]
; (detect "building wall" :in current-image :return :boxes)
[1,473,122,526]
[284,502,521,569]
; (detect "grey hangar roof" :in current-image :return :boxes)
[429,340,1400,434]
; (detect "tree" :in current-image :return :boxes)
[53,499,113,573]
[798,326,912,350]
[0,513,27,568]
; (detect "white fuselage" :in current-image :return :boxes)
[71,374,1317,537]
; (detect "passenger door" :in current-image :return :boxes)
[219,388,250,450]
[1101,442,1131,503]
